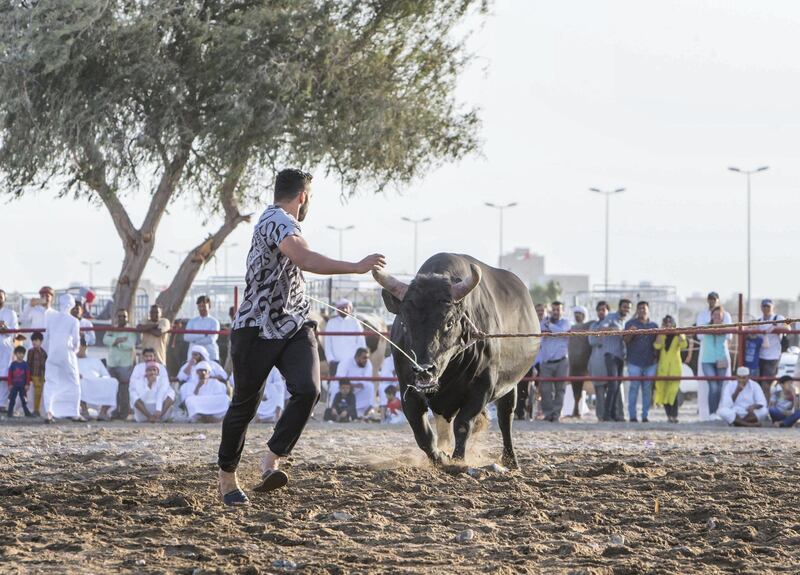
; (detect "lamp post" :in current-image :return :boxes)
[326,225,355,260]
[589,187,626,292]
[401,216,431,271]
[484,202,518,267]
[223,242,239,278]
[81,260,101,288]
[728,166,769,316]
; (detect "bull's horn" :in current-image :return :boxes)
[451,264,482,302]
[372,270,409,301]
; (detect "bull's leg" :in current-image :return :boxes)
[495,387,519,469]
[451,396,489,462]
[403,390,449,466]
[434,414,452,452]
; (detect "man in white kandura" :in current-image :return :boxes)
[178,344,228,407]
[77,337,118,420]
[717,366,769,427]
[184,361,230,423]
[323,299,366,378]
[256,367,287,423]
[0,289,19,411]
[42,294,83,423]
[130,347,171,393]
[131,362,176,423]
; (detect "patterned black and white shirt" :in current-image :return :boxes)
[233,206,310,339]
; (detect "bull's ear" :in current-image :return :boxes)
[380,289,401,314]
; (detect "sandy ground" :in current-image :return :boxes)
[1,416,798,575]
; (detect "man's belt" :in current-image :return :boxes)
[545,357,566,364]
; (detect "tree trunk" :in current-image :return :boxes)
[113,233,157,316]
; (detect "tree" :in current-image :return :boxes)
[0,0,483,318]
[529,280,562,306]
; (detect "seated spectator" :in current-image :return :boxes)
[717,366,768,427]
[381,385,405,424]
[130,347,171,392]
[184,361,230,423]
[178,345,228,407]
[256,367,286,423]
[324,379,357,422]
[377,353,396,408]
[77,338,118,421]
[769,375,800,428]
[130,362,176,423]
[7,346,33,418]
[183,295,220,361]
[332,347,377,419]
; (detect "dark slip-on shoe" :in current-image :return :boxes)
[252,469,289,493]
[222,488,250,506]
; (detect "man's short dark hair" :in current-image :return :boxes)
[13,345,25,355]
[551,301,563,307]
[142,347,156,355]
[385,385,397,395]
[274,168,312,202]
[778,375,793,384]
[619,298,632,307]
[355,347,369,357]
[596,300,608,311]
[31,331,44,341]
[340,379,352,387]
[637,301,649,308]
[196,295,210,305]
[150,303,161,310]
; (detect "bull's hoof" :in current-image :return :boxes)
[501,453,519,470]
[428,450,452,468]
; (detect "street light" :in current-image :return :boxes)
[401,216,431,271]
[728,165,769,316]
[326,225,355,260]
[589,187,626,292]
[223,242,239,278]
[81,260,101,287]
[484,202,518,267]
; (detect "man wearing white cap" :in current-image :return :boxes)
[717,366,769,426]
[323,298,366,379]
[566,306,591,418]
[0,289,19,411]
[185,361,230,422]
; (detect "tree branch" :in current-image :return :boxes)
[140,141,192,235]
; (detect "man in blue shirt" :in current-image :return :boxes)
[624,301,659,422]
[590,299,629,421]
[538,301,571,422]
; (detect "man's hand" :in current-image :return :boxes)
[354,253,386,274]
[113,336,125,346]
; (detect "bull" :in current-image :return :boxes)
[374,253,540,468]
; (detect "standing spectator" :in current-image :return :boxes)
[184,295,221,361]
[589,301,626,421]
[567,305,591,418]
[70,299,96,346]
[624,301,659,423]
[7,346,33,417]
[223,305,236,374]
[538,301,571,422]
[42,294,83,423]
[333,347,376,419]
[166,318,188,378]
[769,375,799,427]
[0,289,19,411]
[26,332,47,415]
[753,298,786,400]
[695,291,732,420]
[717,366,768,427]
[103,309,138,420]
[699,306,731,416]
[137,304,171,365]
[653,315,687,423]
[77,338,118,421]
[608,299,631,418]
[588,301,610,420]
[20,286,56,335]
[323,299,366,378]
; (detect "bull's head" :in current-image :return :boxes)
[374,264,482,393]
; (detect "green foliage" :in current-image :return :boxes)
[0,0,484,209]
[529,280,562,306]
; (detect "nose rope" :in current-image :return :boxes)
[306,295,425,372]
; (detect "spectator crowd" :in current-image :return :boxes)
[1,286,798,428]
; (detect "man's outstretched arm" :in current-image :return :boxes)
[279,235,385,275]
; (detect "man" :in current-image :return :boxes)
[753,298,786,400]
[695,291,732,420]
[333,347,376,419]
[70,299,96,346]
[567,305,591,418]
[185,361,230,423]
[131,362,176,423]
[184,296,221,362]
[77,337,118,420]
[538,301,571,422]
[130,347,171,396]
[589,300,626,421]
[717,366,768,427]
[42,294,83,422]
[103,309,138,420]
[137,304,171,365]
[323,299,366,379]
[624,301,659,423]
[21,286,56,335]
[256,367,287,423]
[178,344,228,407]
[0,289,19,411]
[217,168,385,506]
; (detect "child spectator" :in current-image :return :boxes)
[324,379,357,422]
[27,331,47,415]
[7,346,33,417]
[769,376,800,428]
[382,385,405,424]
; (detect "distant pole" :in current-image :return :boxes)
[81,260,101,288]
[327,225,355,260]
[484,202,518,267]
[589,187,626,291]
[401,216,431,271]
[728,166,768,316]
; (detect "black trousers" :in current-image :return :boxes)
[603,354,624,421]
[218,325,320,472]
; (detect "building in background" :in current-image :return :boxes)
[499,247,590,305]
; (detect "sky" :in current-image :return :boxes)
[4,0,800,301]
